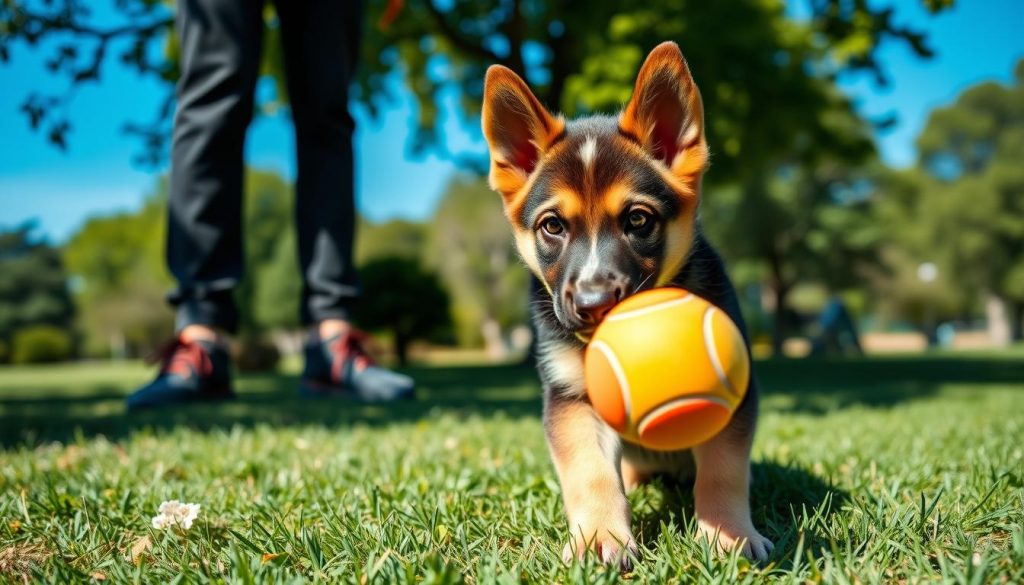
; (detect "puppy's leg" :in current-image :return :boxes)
[692,394,774,561]
[545,394,636,569]
[620,458,649,493]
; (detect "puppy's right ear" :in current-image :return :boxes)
[482,66,564,201]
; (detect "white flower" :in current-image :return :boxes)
[151,500,201,530]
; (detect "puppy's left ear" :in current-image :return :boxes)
[620,42,708,191]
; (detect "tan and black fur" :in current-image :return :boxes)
[481,42,774,568]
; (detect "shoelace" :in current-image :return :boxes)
[329,330,377,382]
[147,338,214,379]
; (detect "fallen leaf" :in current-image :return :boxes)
[261,552,281,564]
[0,543,51,580]
[130,536,151,566]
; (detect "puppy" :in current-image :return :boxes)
[481,42,774,568]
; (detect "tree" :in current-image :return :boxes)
[702,129,879,350]
[237,170,296,338]
[63,169,301,358]
[4,0,944,165]
[0,223,76,362]
[5,0,950,354]
[878,62,1024,340]
[426,175,528,355]
[355,218,428,266]
[358,0,941,354]
[355,257,451,364]
[253,228,301,332]
[918,61,1024,340]
[868,167,971,337]
[63,193,172,357]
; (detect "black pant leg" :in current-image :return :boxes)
[275,0,364,325]
[166,0,265,334]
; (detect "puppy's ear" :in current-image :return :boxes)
[620,42,708,189]
[482,66,565,200]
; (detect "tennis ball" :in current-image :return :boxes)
[584,288,750,451]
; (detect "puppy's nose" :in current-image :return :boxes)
[573,288,620,325]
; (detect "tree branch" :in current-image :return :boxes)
[423,1,505,66]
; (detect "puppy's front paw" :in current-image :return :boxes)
[696,517,774,562]
[561,514,637,570]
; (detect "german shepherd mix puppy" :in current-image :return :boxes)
[481,42,773,568]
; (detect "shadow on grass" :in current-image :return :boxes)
[631,460,846,562]
[0,363,542,447]
[756,353,1024,414]
[2,352,1021,447]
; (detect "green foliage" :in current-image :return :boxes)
[63,193,173,357]
[63,170,301,356]
[237,170,298,337]
[355,218,428,266]
[4,0,942,168]
[426,176,528,350]
[10,325,73,364]
[355,257,452,364]
[875,60,1024,337]
[357,0,937,167]
[253,229,301,332]
[4,0,951,355]
[0,224,76,361]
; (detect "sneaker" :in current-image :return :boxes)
[300,329,415,401]
[126,337,234,410]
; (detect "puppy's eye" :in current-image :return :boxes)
[626,209,653,231]
[541,216,565,236]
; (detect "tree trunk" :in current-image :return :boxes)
[765,245,791,357]
[393,332,410,366]
[481,318,508,361]
[770,283,791,357]
[503,0,527,77]
[984,293,1011,346]
[1012,301,1024,343]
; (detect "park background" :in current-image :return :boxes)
[1,0,1023,582]
[1,0,1022,366]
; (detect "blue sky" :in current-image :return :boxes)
[0,0,1021,242]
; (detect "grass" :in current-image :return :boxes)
[1,350,1022,583]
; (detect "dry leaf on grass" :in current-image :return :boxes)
[130,536,152,566]
[0,543,51,583]
[261,552,282,564]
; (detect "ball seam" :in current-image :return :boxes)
[589,339,633,425]
[604,293,694,323]
[703,306,738,399]
[636,393,734,437]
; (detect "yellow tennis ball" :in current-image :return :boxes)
[584,287,750,451]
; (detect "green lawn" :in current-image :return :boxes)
[1,351,1022,583]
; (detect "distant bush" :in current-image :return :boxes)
[12,325,74,364]
[233,336,280,372]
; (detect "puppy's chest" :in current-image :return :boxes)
[537,341,588,398]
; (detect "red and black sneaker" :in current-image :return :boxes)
[299,329,414,401]
[125,337,234,410]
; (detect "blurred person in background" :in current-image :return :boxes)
[127,0,413,409]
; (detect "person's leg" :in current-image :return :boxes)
[128,0,264,409]
[166,0,265,336]
[275,0,362,329]
[276,0,412,400]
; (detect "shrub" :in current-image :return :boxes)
[12,325,74,364]
[232,336,280,372]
